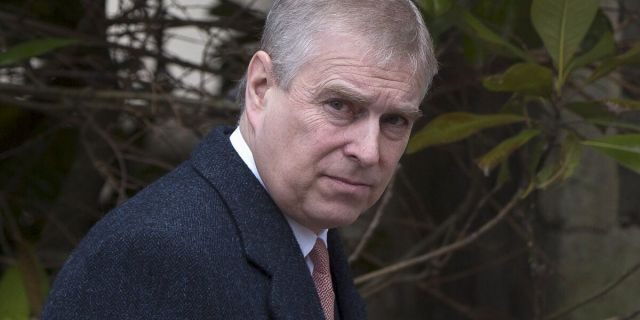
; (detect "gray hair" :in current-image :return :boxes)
[236,0,438,107]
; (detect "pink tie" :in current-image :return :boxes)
[309,239,335,320]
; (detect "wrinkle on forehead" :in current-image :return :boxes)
[302,65,420,107]
[295,30,419,73]
[281,32,424,110]
[296,55,416,86]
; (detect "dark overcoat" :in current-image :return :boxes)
[42,126,367,320]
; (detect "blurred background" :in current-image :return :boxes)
[1,0,639,319]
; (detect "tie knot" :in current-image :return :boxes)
[309,238,329,275]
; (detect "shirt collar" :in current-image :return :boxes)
[286,216,328,257]
[230,127,265,187]
[229,127,328,257]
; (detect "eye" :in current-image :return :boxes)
[381,114,412,140]
[381,114,409,127]
[323,99,358,120]
[326,99,348,112]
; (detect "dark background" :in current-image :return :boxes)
[1,0,640,319]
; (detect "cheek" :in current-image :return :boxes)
[382,138,408,165]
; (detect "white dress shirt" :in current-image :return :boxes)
[229,128,328,274]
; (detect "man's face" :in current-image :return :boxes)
[249,34,424,233]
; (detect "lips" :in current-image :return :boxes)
[323,174,374,196]
[327,175,372,187]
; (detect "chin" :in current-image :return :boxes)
[313,208,363,229]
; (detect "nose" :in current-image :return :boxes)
[343,120,381,167]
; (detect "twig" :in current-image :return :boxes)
[360,276,393,297]
[0,10,220,74]
[0,83,237,114]
[348,168,397,263]
[458,181,503,238]
[79,125,123,205]
[122,153,174,171]
[0,122,66,160]
[425,247,526,286]
[358,182,484,294]
[543,262,640,320]
[620,308,640,320]
[84,115,129,204]
[398,168,434,228]
[355,188,523,285]
[418,284,481,320]
[400,180,481,261]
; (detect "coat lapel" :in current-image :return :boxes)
[190,127,325,320]
[328,231,367,320]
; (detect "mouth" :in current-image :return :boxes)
[323,175,374,195]
[327,175,372,187]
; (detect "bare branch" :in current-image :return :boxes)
[0,83,238,116]
[543,262,640,320]
[0,10,221,74]
[349,168,398,263]
[84,114,129,204]
[355,189,524,285]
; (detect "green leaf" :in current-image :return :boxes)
[567,99,640,117]
[578,10,615,55]
[0,38,78,67]
[419,0,453,17]
[567,31,615,73]
[588,43,640,83]
[0,266,29,319]
[536,133,583,189]
[531,0,600,85]
[407,112,527,154]
[583,134,640,174]
[522,139,548,198]
[483,63,553,97]
[603,98,640,111]
[566,101,640,132]
[462,11,532,62]
[476,129,541,175]
[588,119,640,132]
[566,101,616,119]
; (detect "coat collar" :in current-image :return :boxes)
[189,126,326,320]
[328,231,367,320]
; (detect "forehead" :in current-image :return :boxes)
[291,33,423,106]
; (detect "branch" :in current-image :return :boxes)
[0,83,238,116]
[106,17,262,34]
[357,181,485,294]
[543,262,640,320]
[84,114,129,204]
[0,10,221,74]
[418,284,512,320]
[620,308,640,320]
[354,189,523,285]
[349,168,397,263]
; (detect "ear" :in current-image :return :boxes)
[244,51,275,129]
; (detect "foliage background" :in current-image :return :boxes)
[1,0,639,319]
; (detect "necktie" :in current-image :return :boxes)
[309,239,335,320]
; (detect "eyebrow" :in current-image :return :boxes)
[318,84,370,105]
[401,109,424,121]
[318,83,423,120]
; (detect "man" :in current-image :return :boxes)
[42,0,437,319]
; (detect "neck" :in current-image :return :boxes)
[238,114,254,151]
